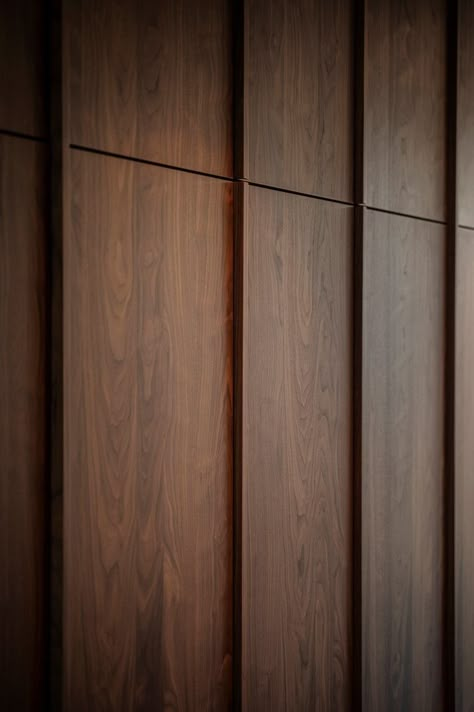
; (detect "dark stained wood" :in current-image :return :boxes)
[64,150,233,711]
[362,210,444,711]
[68,0,232,176]
[455,229,474,712]
[458,0,474,228]
[244,0,354,200]
[0,135,47,709]
[242,186,353,710]
[232,182,247,712]
[0,1,47,137]
[364,0,446,221]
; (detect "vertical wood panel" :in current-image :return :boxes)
[0,0,47,136]
[364,0,446,221]
[68,0,232,176]
[362,210,444,711]
[458,0,474,228]
[64,151,233,710]
[455,229,474,712]
[244,0,354,200]
[0,135,46,710]
[242,186,353,710]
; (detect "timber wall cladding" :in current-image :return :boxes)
[364,0,447,221]
[456,230,474,712]
[3,0,474,710]
[68,0,233,174]
[64,153,233,710]
[0,136,47,711]
[241,187,353,710]
[361,211,445,712]
[0,0,47,710]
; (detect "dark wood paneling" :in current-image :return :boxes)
[64,151,233,710]
[455,229,474,712]
[458,0,474,228]
[364,0,446,221]
[244,0,354,200]
[0,135,46,709]
[0,1,46,137]
[362,210,444,711]
[242,186,353,710]
[68,0,232,176]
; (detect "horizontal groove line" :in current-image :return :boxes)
[69,144,233,182]
[0,128,48,144]
[67,145,454,226]
[459,223,474,232]
[365,204,447,226]
[248,180,354,206]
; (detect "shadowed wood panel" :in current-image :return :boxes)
[458,0,474,228]
[68,0,232,176]
[244,0,353,200]
[242,186,353,711]
[455,229,474,712]
[64,150,233,711]
[364,0,446,221]
[0,136,46,709]
[0,0,46,136]
[362,210,444,712]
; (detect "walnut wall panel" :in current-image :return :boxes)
[64,151,233,710]
[0,0,47,137]
[458,0,474,228]
[455,229,474,712]
[361,210,445,711]
[68,0,232,176]
[0,135,47,710]
[244,0,354,200]
[364,0,446,221]
[242,187,353,710]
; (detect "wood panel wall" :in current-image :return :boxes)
[455,229,474,712]
[361,211,445,712]
[3,1,474,710]
[67,0,233,175]
[0,0,48,709]
[0,0,47,138]
[0,135,47,711]
[243,0,354,200]
[63,153,233,710]
[458,0,474,228]
[364,0,446,221]
[242,187,353,710]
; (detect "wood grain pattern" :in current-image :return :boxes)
[242,186,353,710]
[64,150,233,710]
[364,0,446,221]
[0,135,46,709]
[455,229,474,712]
[68,0,232,176]
[458,0,474,228]
[244,0,353,200]
[362,210,444,711]
[0,0,46,136]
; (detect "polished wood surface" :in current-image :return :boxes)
[362,210,444,711]
[458,0,474,228]
[64,150,233,710]
[364,0,446,221]
[455,229,474,712]
[0,0,46,137]
[244,0,353,200]
[68,0,232,176]
[0,135,46,709]
[242,186,353,710]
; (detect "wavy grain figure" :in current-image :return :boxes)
[242,186,352,711]
[65,151,233,711]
